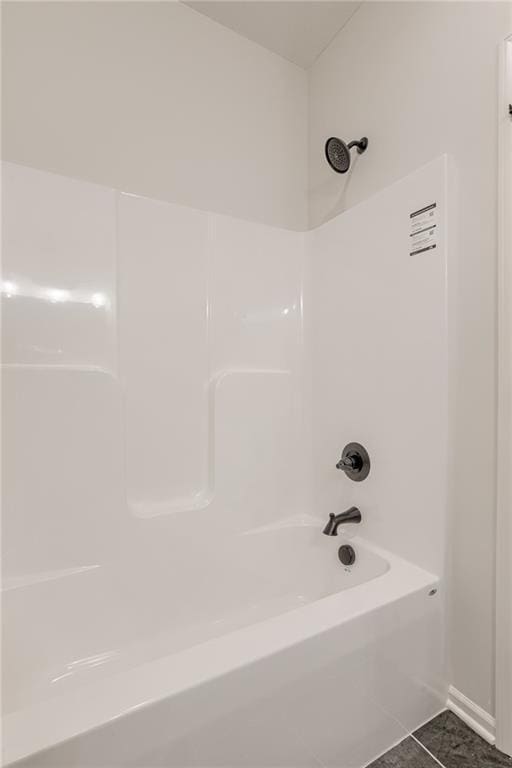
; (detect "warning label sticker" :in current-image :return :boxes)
[410,202,437,256]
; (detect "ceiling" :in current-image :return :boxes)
[183,1,362,69]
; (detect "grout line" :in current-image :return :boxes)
[362,734,412,768]
[411,733,447,768]
[359,704,447,767]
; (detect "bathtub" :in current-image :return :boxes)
[2,517,445,767]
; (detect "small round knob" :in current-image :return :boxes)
[338,545,356,566]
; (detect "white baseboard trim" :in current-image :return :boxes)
[447,685,496,745]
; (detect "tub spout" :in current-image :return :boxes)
[323,507,362,536]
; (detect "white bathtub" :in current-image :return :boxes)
[2,517,445,767]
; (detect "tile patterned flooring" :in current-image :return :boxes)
[368,711,512,768]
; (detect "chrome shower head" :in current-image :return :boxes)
[325,136,368,174]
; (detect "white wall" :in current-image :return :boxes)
[1,1,308,231]
[308,0,511,716]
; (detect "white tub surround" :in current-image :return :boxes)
[2,157,449,766]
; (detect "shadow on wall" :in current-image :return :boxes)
[311,149,364,227]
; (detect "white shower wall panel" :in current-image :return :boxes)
[209,214,303,374]
[118,194,210,515]
[118,195,306,524]
[1,161,307,583]
[2,368,124,581]
[2,162,117,371]
[209,214,306,528]
[310,156,449,576]
[2,163,124,581]
[2,156,449,581]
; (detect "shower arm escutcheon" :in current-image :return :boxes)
[336,442,371,482]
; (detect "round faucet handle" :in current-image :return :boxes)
[336,442,371,482]
[336,454,359,471]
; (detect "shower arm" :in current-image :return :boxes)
[347,138,368,155]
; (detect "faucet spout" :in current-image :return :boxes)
[323,506,362,536]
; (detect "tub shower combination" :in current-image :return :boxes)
[2,154,449,767]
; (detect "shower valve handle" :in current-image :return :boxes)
[336,443,371,482]
[336,454,361,472]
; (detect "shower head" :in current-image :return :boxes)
[325,136,368,174]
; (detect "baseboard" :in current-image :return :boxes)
[447,685,496,744]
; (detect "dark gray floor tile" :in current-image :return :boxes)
[367,737,438,767]
[414,710,512,767]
